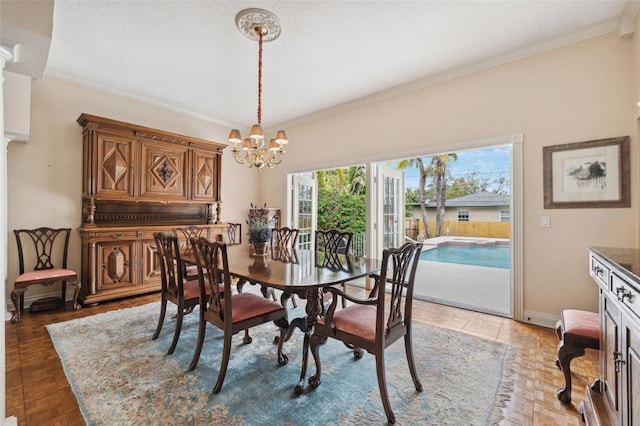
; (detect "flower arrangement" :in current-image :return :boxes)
[247,203,272,243]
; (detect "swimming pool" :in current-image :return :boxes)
[419,243,510,269]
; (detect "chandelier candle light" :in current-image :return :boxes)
[229,8,288,170]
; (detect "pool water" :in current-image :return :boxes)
[419,244,510,269]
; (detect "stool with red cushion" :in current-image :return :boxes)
[555,309,600,403]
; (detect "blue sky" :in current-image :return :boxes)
[399,146,511,191]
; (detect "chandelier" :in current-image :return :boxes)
[229,9,288,170]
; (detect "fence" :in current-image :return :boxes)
[347,220,507,257]
[405,218,510,239]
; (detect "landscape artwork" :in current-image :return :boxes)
[543,136,630,209]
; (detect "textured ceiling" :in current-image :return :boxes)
[44,1,632,130]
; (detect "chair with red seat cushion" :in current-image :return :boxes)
[188,236,288,393]
[172,225,209,279]
[309,241,424,424]
[555,309,600,403]
[153,231,212,355]
[11,227,81,323]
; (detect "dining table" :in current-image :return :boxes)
[182,243,381,394]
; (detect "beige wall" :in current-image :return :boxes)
[3,71,30,140]
[6,77,260,304]
[260,31,638,320]
[5,28,639,323]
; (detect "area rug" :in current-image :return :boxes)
[47,302,514,425]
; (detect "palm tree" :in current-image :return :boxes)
[431,154,457,236]
[346,165,366,195]
[396,158,432,238]
[396,154,457,238]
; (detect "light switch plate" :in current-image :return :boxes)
[541,216,550,227]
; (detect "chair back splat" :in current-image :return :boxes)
[271,227,299,249]
[11,227,81,322]
[310,241,423,424]
[314,229,354,309]
[226,223,242,245]
[172,225,209,278]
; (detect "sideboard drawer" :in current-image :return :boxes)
[590,255,610,289]
[612,272,640,321]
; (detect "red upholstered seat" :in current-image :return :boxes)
[228,293,283,323]
[320,304,377,341]
[561,309,599,348]
[15,269,77,287]
[555,309,600,403]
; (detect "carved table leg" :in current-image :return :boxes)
[10,288,26,323]
[72,280,82,311]
[294,288,323,395]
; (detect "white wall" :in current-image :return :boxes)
[6,77,260,304]
[260,31,638,319]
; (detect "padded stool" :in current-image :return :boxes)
[555,309,599,403]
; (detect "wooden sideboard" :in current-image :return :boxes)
[584,247,640,426]
[77,114,227,305]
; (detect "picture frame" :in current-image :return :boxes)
[543,136,630,209]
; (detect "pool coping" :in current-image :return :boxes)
[420,236,510,250]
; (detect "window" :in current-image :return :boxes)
[457,210,469,221]
[500,210,510,222]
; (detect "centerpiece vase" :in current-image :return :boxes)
[253,241,269,256]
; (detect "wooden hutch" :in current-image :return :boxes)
[77,114,227,305]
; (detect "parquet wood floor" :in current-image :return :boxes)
[5,288,597,425]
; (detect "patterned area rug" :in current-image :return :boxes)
[47,302,514,425]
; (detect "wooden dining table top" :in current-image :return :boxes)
[181,244,381,291]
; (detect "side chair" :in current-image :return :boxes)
[153,231,210,354]
[11,227,81,322]
[271,227,300,306]
[172,225,209,279]
[226,223,242,245]
[188,236,289,394]
[315,229,354,309]
[309,241,424,425]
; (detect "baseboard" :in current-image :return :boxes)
[4,416,18,425]
[522,310,558,328]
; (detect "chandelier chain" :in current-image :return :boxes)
[257,28,263,125]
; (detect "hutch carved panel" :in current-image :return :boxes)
[78,114,226,305]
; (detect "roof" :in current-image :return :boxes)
[408,192,510,208]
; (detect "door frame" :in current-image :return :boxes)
[284,132,524,321]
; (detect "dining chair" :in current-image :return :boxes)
[188,236,289,393]
[309,241,424,425]
[315,229,353,309]
[172,225,209,279]
[226,223,242,245]
[272,227,299,249]
[153,231,209,354]
[10,227,81,322]
[270,227,300,306]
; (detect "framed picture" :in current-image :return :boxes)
[543,136,630,209]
